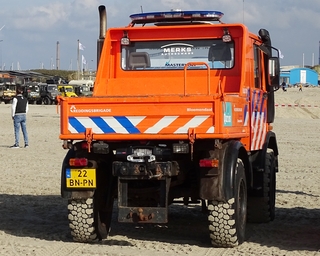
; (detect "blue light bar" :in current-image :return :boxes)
[130,10,224,24]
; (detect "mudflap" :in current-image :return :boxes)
[118,177,171,223]
[199,140,251,202]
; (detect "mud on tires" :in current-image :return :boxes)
[207,159,247,247]
[68,198,108,242]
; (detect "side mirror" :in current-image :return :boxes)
[269,57,280,90]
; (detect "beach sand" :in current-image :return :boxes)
[0,87,319,255]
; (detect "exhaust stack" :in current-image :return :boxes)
[97,5,107,69]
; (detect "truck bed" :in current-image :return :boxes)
[59,94,248,141]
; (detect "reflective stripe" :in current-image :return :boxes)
[68,115,214,134]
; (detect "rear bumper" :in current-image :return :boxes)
[112,161,179,178]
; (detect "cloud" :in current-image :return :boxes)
[12,3,70,30]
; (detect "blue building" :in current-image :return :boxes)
[280,66,318,86]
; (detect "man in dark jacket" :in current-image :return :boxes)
[10,85,29,148]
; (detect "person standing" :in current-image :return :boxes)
[299,83,303,92]
[281,81,287,92]
[10,85,29,148]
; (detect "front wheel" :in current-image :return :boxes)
[208,158,247,247]
[43,97,51,105]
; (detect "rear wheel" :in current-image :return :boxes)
[68,196,112,242]
[247,149,276,223]
[208,158,247,247]
[66,158,116,242]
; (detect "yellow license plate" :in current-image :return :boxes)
[66,168,96,188]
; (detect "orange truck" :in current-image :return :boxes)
[59,6,280,247]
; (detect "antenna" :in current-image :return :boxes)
[140,6,143,13]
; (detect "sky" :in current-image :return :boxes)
[0,0,320,71]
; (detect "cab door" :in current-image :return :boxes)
[250,45,267,151]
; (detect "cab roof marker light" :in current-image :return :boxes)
[130,10,224,24]
[121,31,130,46]
[222,28,232,42]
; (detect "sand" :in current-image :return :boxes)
[0,87,319,255]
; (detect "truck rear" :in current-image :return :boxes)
[59,6,280,247]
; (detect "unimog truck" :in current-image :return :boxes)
[40,83,60,105]
[59,6,280,247]
[22,83,42,105]
[0,84,16,104]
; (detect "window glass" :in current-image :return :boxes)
[121,39,234,70]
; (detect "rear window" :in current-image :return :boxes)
[121,39,234,70]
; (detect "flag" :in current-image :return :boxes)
[79,42,85,51]
[82,55,86,65]
[279,49,284,59]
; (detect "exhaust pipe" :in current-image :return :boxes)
[97,5,107,68]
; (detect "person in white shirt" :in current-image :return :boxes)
[10,85,29,148]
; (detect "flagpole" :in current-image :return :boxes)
[243,0,245,23]
[77,39,80,79]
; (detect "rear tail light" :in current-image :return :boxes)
[199,159,219,167]
[69,158,88,167]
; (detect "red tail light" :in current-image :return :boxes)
[199,159,219,167]
[69,158,88,167]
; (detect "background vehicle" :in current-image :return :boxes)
[73,85,93,97]
[22,83,42,104]
[68,80,94,97]
[0,84,16,104]
[58,85,77,97]
[59,6,280,247]
[40,83,60,104]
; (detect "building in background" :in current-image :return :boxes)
[280,66,318,87]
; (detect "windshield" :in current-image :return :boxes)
[28,85,39,92]
[82,86,90,92]
[48,85,58,91]
[65,87,73,92]
[121,39,234,70]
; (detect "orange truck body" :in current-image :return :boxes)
[60,25,269,149]
[59,7,280,247]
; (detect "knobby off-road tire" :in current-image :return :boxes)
[68,197,109,242]
[43,97,51,105]
[247,149,276,223]
[207,159,247,247]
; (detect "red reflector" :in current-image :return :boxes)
[69,158,88,166]
[81,142,89,149]
[199,159,219,167]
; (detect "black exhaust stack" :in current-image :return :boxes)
[97,5,107,69]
